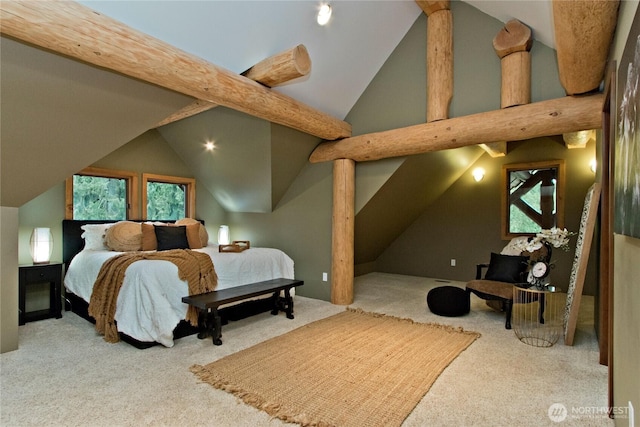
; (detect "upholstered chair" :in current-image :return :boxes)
[465,238,550,329]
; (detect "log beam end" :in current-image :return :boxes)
[553,0,620,95]
[493,19,533,58]
[563,129,596,149]
[415,0,450,16]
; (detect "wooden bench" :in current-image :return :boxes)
[182,278,303,346]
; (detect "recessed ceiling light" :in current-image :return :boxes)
[205,141,215,151]
[317,3,332,26]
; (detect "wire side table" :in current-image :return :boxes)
[512,285,563,347]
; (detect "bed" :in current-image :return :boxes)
[62,219,295,348]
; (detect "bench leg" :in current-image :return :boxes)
[195,308,223,345]
[211,308,223,346]
[196,309,209,339]
[284,288,294,319]
[270,288,295,319]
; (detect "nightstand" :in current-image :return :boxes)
[19,263,64,325]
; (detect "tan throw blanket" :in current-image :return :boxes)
[88,249,218,343]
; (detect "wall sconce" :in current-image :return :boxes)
[472,167,485,182]
[29,227,53,264]
[218,225,230,245]
[590,159,597,173]
[317,3,332,26]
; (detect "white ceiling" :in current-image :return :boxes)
[465,1,554,48]
[79,0,555,121]
[1,0,559,207]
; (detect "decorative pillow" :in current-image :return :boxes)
[105,221,142,252]
[141,223,158,251]
[484,252,528,283]
[154,225,189,251]
[184,223,203,249]
[80,223,113,251]
[175,218,209,247]
[500,236,529,256]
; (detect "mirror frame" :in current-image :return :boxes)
[501,159,566,240]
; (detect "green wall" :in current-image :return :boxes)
[15,1,604,307]
[610,1,640,425]
[376,137,598,294]
[17,130,226,266]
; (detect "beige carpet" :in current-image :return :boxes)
[191,307,480,427]
[1,273,612,426]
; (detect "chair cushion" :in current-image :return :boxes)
[427,286,470,317]
[466,279,514,300]
[484,252,528,283]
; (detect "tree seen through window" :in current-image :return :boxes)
[146,181,186,220]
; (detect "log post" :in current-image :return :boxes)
[552,0,620,95]
[0,1,350,140]
[416,1,453,122]
[309,94,603,163]
[481,20,533,157]
[493,19,533,108]
[331,159,355,305]
[158,44,312,127]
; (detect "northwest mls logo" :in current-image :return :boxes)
[548,403,568,422]
[548,403,629,422]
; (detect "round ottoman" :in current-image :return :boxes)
[427,286,470,317]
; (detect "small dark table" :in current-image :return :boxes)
[19,262,64,325]
[182,278,303,346]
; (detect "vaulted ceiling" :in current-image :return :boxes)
[76,0,556,120]
[1,0,562,209]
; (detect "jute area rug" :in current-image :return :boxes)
[190,308,480,427]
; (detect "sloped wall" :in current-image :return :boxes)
[376,137,598,295]
[349,1,566,273]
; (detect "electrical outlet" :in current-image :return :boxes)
[450,259,456,267]
[322,272,328,282]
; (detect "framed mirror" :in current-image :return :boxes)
[501,160,565,239]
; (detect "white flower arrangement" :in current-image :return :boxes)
[512,227,574,253]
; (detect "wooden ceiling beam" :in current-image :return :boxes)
[157,44,312,127]
[242,44,311,88]
[0,1,350,140]
[309,94,603,163]
[552,0,619,95]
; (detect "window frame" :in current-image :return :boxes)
[501,159,566,240]
[142,173,196,220]
[65,167,138,220]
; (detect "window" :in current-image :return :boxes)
[142,173,195,220]
[66,169,195,221]
[65,167,138,219]
[501,160,565,239]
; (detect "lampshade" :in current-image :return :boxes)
[218,225,230,245]
[30,227,53,264]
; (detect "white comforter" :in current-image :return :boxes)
[64,245,294,347]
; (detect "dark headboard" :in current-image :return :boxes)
[62,219,204,268]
